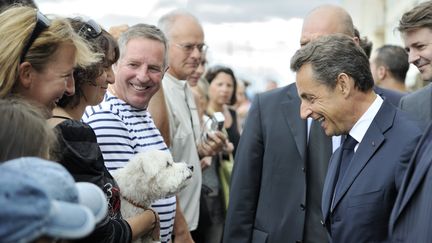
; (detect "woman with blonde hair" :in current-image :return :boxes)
[0,6,99,117]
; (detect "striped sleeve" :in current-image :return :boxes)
[84,107,134,170]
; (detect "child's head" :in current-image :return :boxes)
[0,98,56,162]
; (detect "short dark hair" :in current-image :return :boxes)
[205,65,238,105]
[398,1,432,32]
[57,18,119,108]
[373,45,409,83]
[290,34,374,92]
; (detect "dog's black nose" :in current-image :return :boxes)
[188,165,194,172]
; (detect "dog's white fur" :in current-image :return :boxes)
[112,150,193,243]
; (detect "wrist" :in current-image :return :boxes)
[145,208,158,233]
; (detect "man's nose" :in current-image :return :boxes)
[300,101,312,120]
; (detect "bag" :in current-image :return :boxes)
[218,153,234,210]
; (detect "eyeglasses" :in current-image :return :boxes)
[78,19,102,39]
[175,43,208,53]
[20,10,51,63]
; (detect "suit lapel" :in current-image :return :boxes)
[392,124,432,225]
[332,125,385,209]
[332,100,394,211]
[281,85,307,161]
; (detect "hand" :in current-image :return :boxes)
[200,156,212,170]
[198,131,226,157]
[224,141,234,154]
[151,223,160,241]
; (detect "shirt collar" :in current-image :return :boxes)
[165,73,188,88]
[349,94,383,145]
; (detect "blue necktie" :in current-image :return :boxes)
[334,135,357,197]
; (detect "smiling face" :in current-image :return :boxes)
[81,67,114,106]
[20,42,76,114]
[296,63,350,136]
[402,27,432,81]
[112,37,165,109]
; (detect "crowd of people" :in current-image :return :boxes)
[1,0,432,243]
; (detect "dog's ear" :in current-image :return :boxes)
[137,152,158,178]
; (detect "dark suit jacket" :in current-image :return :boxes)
[399,83,432,124]
[321,100,422,243]
[374,86,404,107]
[389,122,432,242]
[223,84,310,243]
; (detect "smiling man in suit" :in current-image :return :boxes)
[397,1,432,124]
[223,5,406,243]
[389,1,432,241]
[291,34,423,242]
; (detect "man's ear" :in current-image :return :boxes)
[18,62,33,89]
[336,72,352,98]
[377,66,387,80]
[352,36,360,46]
[112,62,118,74]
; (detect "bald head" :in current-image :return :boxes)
[158,10,203,40]
[300,5,355,47]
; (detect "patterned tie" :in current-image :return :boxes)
[334,135,358,197]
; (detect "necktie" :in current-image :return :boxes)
[334,135,358,197]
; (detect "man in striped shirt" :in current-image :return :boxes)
[83,24,186,243]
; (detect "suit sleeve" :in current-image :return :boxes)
[223,94,265,243]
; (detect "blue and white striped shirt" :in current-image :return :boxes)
[83,92,175,243]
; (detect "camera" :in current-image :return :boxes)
[202,112,225,143]
[212,112,225,131]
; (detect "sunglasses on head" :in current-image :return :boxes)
[20,10,51,63]
[78,19,102,39]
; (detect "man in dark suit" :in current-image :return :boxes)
[291,34,422,242]
[223,5,404,243]
[397,1,432,124]
[389,2,432,241]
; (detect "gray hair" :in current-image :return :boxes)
[117,23,168,69]
[157,9,199,40]
[290,34,374,92]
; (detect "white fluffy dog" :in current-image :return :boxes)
[112,150,193,243]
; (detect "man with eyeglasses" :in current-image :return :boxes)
[157,10,227,243]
